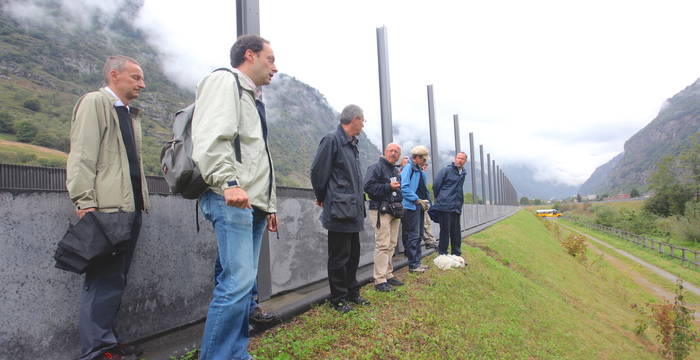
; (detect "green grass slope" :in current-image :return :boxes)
[246,211,692,359]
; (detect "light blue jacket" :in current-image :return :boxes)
[401,159,429,211]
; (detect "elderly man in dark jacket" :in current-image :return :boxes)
[364,143,405,292]
[432,152,468,256]
[311,104,369,313]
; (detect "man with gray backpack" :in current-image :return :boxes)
[189,34,278,360]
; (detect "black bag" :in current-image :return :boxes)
[375,200,404,228]
[54,212,136,274]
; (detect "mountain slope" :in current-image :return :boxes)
[0,1,380,187]
[579,78,700,195]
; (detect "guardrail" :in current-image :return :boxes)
[566,216,700,268]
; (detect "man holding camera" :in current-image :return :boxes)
[364,143,405,292]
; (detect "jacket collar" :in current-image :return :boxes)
[380,157,395,167]
[99,87,141,118]
[335,124,357,146]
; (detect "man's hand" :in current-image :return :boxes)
[389,181,400,190]
[224,187,251,209]
[315,200,323,207]
[76,207,97,219]
[267,214,278,232]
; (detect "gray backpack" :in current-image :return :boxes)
[160,68,249,199]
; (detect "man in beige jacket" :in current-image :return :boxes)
[66,55,148,360]
[191,34,278,360]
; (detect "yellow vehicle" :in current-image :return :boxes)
[536,209,562,218]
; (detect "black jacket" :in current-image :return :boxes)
[363,157,403,210]
[310,125,366,233]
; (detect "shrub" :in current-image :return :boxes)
[561,233,587,259]
[593,206,617,227]
[650,281,698,359]
[0,112,14,133]
[22,99,41,112]
[15,121,38,143]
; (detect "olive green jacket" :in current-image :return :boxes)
[66,88,150,212]
[191,69,276,213]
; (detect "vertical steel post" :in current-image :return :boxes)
[486,153,493,205]
[496,165,501,205]
[427,85,439,184]
[376,26,393,149]
[236,0,260,36]
[479,145,486,206]
[453,115,461,153]
[469,133,477,204]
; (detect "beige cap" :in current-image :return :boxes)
[410,145,429,156]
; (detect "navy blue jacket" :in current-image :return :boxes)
[432,163,466,213]
[363,157,402,210]
[310,125,365,233]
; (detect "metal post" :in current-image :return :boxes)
[236,0,260,36]
[479,145,486,206]
[491,159,496,204]
[487,154,493,205]
[427,85,439,184]
[469,133,477,204]
[496,165,501,205]
[376,26,393,149]
[453,115,461,153]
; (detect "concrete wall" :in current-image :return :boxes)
[0,188,516,359]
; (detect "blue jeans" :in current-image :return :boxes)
[199,191,267,360]
[401,208,423,268]
[214,257,258,316]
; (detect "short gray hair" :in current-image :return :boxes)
[339,104,363,125]
[103,55,140,84]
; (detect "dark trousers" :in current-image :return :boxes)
[438,211,462,256]
[401,208,423,269]
[79,213,142,360]
[327,231,360,304]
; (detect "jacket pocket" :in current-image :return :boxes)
[330,193,358,220]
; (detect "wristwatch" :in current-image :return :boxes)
[221,179,239,191]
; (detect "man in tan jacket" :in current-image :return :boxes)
[191,34,278,360]
[66,55,148,360]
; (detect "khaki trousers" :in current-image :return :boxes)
[370,210,401,284]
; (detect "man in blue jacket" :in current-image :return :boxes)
[432,152,468,256]
[401,145,431,273]
[311,104,370,313]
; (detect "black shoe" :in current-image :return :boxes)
[250,307,279,324]
[115,343,143,357]
[386,277,404,287]
[330,301,353,313]
[348,295,371,306]
[375,282,395,292]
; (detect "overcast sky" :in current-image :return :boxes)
[7,0,700,186]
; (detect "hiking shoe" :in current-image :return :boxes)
[330,301,353,313]
[348,295,371,306]
[387,277,404,286]
[375,282,395,292]
[409,266,427,273]
[250,307,280,324]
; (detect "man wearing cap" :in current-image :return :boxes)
[400,145,431,273]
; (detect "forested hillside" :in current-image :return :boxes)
[0,1,380,187]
